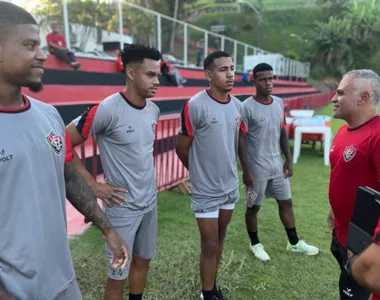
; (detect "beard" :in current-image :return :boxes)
[27,81,43,93]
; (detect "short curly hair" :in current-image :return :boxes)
[203,51,231,71]
[120,44,161,67]
[252,63,273,78]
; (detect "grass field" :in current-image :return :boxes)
[70,103,348,300]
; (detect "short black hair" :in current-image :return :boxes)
[120,44,161,67]
[203,51,231,70]
[0,2,37,42]
[252,63,273,78]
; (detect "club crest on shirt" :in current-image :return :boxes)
[343,145,356,162]
[46,131,63,155]
[152,122,157,134]
[248,190,257,200]
[235,116,241,127]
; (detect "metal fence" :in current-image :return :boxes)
[51,0,310,77]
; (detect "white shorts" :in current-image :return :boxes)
[195,203,235,218]
[192,189,239,219]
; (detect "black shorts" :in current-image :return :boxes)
[330,230,371,299]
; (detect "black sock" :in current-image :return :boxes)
[202,290,214,300]
[129,293,143,300]
[286,227,299,245]
[248,231,260,245]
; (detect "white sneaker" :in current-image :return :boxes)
[286,240,319,255]
[249,243,271,262]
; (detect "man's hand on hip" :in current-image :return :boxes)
[91,181,128,207]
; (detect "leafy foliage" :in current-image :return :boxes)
[307,0,380,78]
[33,0,196,52]
[34,0,115,49]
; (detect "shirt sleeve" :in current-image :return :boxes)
[71,103,113,140]
[179,100,197,137]
[64,128,74,163]
[281,113,287,129]
[156,105,161,122]
[116,56,124,72]
[46,33,53,45]
[60,35,67,48]
[280,98,286,129]
[240,103,248,133]
[370,133,380,182]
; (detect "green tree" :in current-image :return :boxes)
[34,0,115,50]
[107,0,196,53]
[307,0,380,78]
[316,0,351,18]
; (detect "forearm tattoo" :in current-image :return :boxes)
[64,161,112,235]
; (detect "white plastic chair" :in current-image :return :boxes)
[290,109,315,118]
[293,126,332,166]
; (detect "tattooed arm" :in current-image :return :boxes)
[64,160,111,235]
[64,160,129,268]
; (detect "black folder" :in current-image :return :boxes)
[346,186,380,254]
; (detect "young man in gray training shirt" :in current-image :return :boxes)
[67,44,161,300]
[239,63,319,262]
[176,51,247,300]
[0,3,128,300]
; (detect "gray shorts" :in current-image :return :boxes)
[246,176,291,207]
[105,205,158,280]
[54,278,82,300]
[191,189,240,214]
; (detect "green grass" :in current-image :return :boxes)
[70,104,348,300]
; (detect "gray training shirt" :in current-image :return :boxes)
[0,96,75,300]
[72,92,160,219]
[241,95,286,181]
[179,89,247,198]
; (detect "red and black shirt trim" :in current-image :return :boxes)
[64,128,74,163]
[76,104,99,140]
[347,115,380,131]
[120,92,146,110]
[180,100,193,137]
[206,89,231,104]
[0,95,31,113]
[240,120,248,133]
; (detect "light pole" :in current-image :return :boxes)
[169,0,179,53]
[118,0,123,50]
[62,0,71,50]
[289,33,307,58]
[237,0,263,48]
[290,33,304,43]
